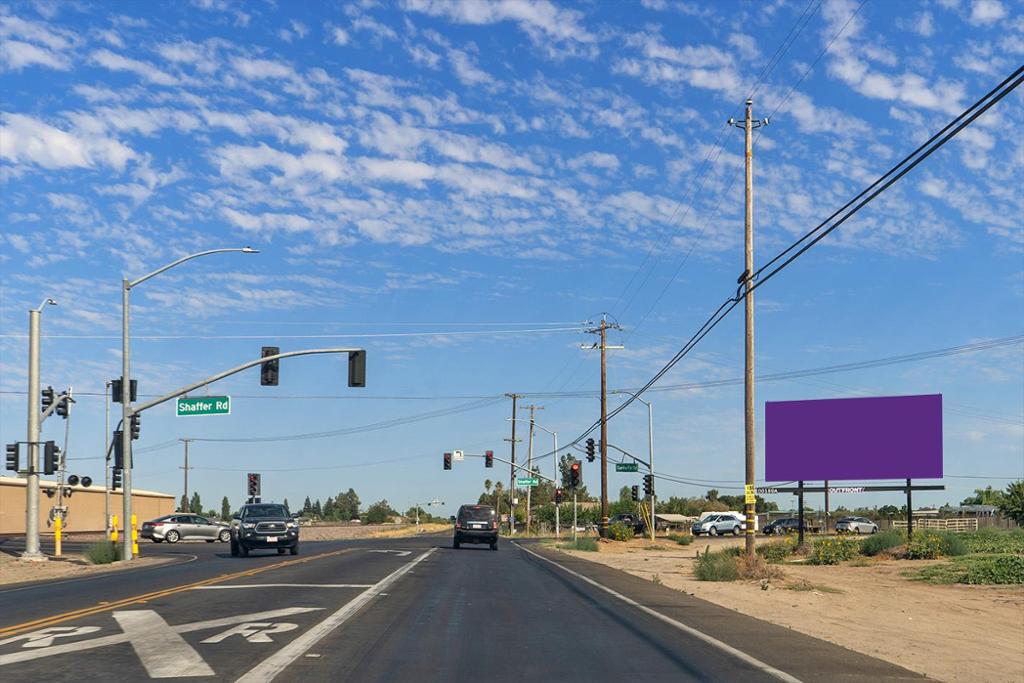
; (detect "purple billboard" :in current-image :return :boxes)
[765,394,942,481]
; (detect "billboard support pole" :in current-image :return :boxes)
[906,478,913,539]
[797,481,805,548]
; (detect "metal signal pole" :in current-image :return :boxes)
[179,439,193,511]
[731,99,768,557]
[520,404,542,533]
[505,393,519,535]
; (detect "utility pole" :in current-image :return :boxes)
[730,99,768,557]
[520,405,544,532]
[22,298,56,561]
[179,439,193,511]
[584,315,622,538]
[505,393,519,535]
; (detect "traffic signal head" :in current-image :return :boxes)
[5,443,18,472]
[631,485,639,502]
[130,413,141,440]
[569,461,581,489]
[111,468,122,490]
[585,438,596,462]
[68,474,80,486]
[555,488,564,505]
[41,386,55,412]
[484,450,494,468]
[111,378,137,403]
[247,473,261,497]
[43,441,60,475]
[643,474,654,497]
[81,476,92,487]
[260,346,280,386]
[113,430,124,470]
[56,392,70,418]
[443,452,452,470]
[348,350,366,388]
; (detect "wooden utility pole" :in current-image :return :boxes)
[585,315,622,538]
[731,98,768,557]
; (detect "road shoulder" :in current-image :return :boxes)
[519,541,924,683]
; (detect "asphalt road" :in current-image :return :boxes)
[0,534,924,682]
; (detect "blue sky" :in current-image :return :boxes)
[1,0,1021,518]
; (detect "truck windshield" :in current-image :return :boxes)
[245,505,288,518]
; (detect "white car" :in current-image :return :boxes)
[691,514,745,536]
[835,516,878,534]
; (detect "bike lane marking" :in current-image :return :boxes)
[113,610,214,678]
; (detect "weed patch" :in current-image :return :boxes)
[915,554,1024,585]
[809,537,860,564]
[694,549,739,581]
[608,522,634,542]
[860,530,905,556]
[85,542,120,565]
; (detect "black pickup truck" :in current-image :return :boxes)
[230,503,299,557]
[609,513,647,536]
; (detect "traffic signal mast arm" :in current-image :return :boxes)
[129,347,366,416]
[605,442,650,469]
[464,452,557,484]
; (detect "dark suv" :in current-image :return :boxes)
[230,503,299,557]
[453,504,498,550]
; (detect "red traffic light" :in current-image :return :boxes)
[484,450,494,468]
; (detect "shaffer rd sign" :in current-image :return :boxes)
[176,396,231,417]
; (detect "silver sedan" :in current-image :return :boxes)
[141,514,231,543]
[835,516,878,534]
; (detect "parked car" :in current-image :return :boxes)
[609,513,646,536]
[230,503,299,557]
[453,504,498,550]
[692,514,745,536]
[835,516,878,534]
[141,514,231,543]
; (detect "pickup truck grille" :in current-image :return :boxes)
[256,522,286,533]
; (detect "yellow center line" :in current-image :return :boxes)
[0,548,355,638]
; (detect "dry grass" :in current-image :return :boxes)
[737,553,786,581]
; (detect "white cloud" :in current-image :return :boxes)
[91,48,178,86]
[969,0,1007,25]
[230,56,316,99]
[329,25,350,46]
[403,0,597,57]
[0,112,135,170]
[567,151,619,172]
[1,39,69,70]
[914,12,935,37]
[727,33,758,61]
[448,48,494,87]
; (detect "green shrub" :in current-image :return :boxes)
[860,530,905,556]
[809,537,859,565]
[958,528,1024,554]
[559,537,598,552]
[694,549,739,581]
[608,521,634,542]
[935,531,968,557]
[756,538,796,563]
[917,554,1024,584]
[667,534,694,546]
[85,541,120,564]
[906,532,945,559]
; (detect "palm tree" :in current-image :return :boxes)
[493,481,504,512]
[484,479,493,496]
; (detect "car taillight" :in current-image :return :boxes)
[152,522,163,527]
[491,521,497,529]
[455,523,461,529]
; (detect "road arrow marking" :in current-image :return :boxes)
[201,623,298,644]
[0,607,322,669]
[114,611,214,678]
[0,626,101,649]
[368,550,411,556]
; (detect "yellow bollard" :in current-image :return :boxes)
[54,516,62,557]
[131,514,139,556]
[111,514,119,544]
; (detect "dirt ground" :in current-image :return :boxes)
[553,536,1024,683]
[0,551,173,586]
[297,522,449,541]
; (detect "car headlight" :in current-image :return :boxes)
[286,522,297,529]
[242,523,256,529]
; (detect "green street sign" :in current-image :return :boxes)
[516,477,539,487]
[176,396,231,417]
[615,462,639,473]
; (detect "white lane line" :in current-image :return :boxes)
[113,610,215,678]
[513,542,803,683]
[236,547,437,683]
[0,608,322,667]
[192,584,373,590]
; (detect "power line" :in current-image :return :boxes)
[540,64,1024,460]
[0,325,584,341]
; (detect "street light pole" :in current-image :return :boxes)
[22,298,57,561]
[612,391,656,541]
[121,247,258,561]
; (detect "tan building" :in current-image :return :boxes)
[0,476,175,534]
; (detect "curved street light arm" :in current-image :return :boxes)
[128,247,259,289]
